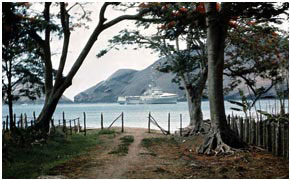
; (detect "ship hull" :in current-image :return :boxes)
[125,96,141,104]
[141,96,177,104]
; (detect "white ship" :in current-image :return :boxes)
[140,87,178,104]
[117,66,178,104]
[125,96,141,104]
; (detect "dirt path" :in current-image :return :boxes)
[48,127,289,179]
[80,128,163,178]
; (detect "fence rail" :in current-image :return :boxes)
[106,112,124,132]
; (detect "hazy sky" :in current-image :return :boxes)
[32,2,289,100]
[50,3,159,100]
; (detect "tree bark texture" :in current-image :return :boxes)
[198,3,245,154]
[7,56,14,130]
[182,68,208,135]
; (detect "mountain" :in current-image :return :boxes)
[74,58,283,103]
[74,58,185,103]
[14,95,73,104]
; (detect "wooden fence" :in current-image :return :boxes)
[2,111,85,136]
[3,111,288,158]
[106,112,124,132]
[2,111,126,136]
[227,115,289,158]
[148,112,184,136]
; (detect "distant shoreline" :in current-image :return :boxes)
[8,97,287,105]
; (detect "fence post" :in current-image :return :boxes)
[73,119,77,134]
[3,121,6,133]
[84,112,86,136]
[180,114,182,136]
[249,119,252,144]
[13,113,16,128]
[251,120,256,145]
[63,111,66,134]
[70,120,72,135]
[244,118,249,143]
[77,118,80,133]
[168,113,170,135]
[260,118,264,147]
[6,115,9,131]
[121,112,124,133]
[275,121,280,156]
[233,118,239,136]
[256,119,259,146]
[101,113,104,130]
[263,120,267,148]
[148,112,151,133]
[33,111,36,122]
[20,114,23,129]
[266,121,271,152]
[272,122,275,154]
[227,114,230,126]
[285,122,289,158]
[230,116,234,130]
[281,122,285,157]
[239,117,243,140]
[64,120,67,136]
[24,113,28,129]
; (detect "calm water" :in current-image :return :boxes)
[2,99,288,132]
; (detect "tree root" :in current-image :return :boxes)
[198,128,247,155]
[181,120,211,136]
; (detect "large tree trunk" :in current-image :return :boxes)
[8,94,14,130]
[35,81,70,134]
[182,69,208,136]
[7,59,14,130]
[198,3,245,155]
[187,91,203,129]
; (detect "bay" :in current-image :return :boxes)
[2,99,288,132]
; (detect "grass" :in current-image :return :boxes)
[109,135,134,156]
[98,129,116,135]
[2,129,116,179]
[141,137,178,149]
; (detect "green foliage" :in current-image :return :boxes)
[2,130,108,179]
[225,20,289,107]
[2,2,45,104]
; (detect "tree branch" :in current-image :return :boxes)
[64,4,150,85]
[99,2,112,24]
[251,82,275,108]
[28,30,45,48]
[54,3,71,89]
[102,8,151,29]
[43,2,53,102]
